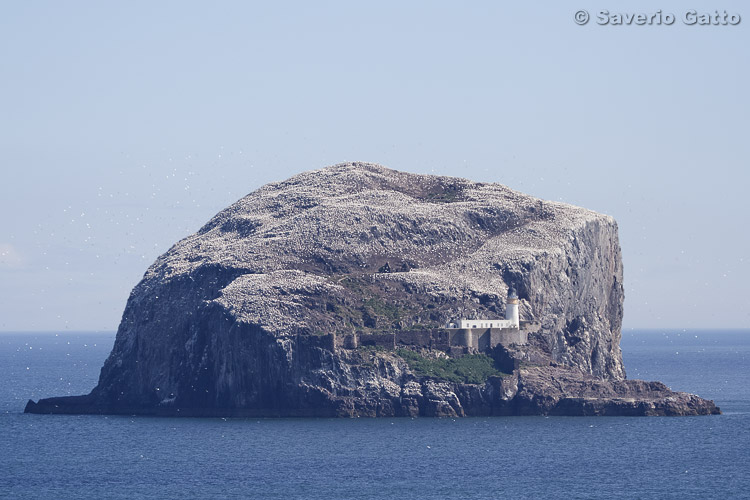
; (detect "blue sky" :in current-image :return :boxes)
[1,1,747,330]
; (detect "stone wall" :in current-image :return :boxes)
[457,328,528,350]
[333,327,528,353]
[358,332,396,349]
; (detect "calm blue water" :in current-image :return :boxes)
[1,329,749,499]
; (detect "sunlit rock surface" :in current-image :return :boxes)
[25,163,719,417]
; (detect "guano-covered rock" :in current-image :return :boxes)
[25,162,720,417]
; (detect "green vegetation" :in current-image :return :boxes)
[397,349,506,384]
[336,276,406,329]
[363,296,403,322]
[330,275,443,332]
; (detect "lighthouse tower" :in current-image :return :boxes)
[505,287,520,328]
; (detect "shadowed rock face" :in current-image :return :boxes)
[25,163,719,417]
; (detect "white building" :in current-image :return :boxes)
[449,288,520,330]
[456,318,515,329]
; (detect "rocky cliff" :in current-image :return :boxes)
[25,162,719,417]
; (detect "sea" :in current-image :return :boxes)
[1,329,749,500]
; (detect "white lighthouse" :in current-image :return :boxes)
[505,287,520,328]
[449,286,522,331]
[446,285,530,347]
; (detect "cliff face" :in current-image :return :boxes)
[25,163,718,417]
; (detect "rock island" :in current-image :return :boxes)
[26,163,720,417]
